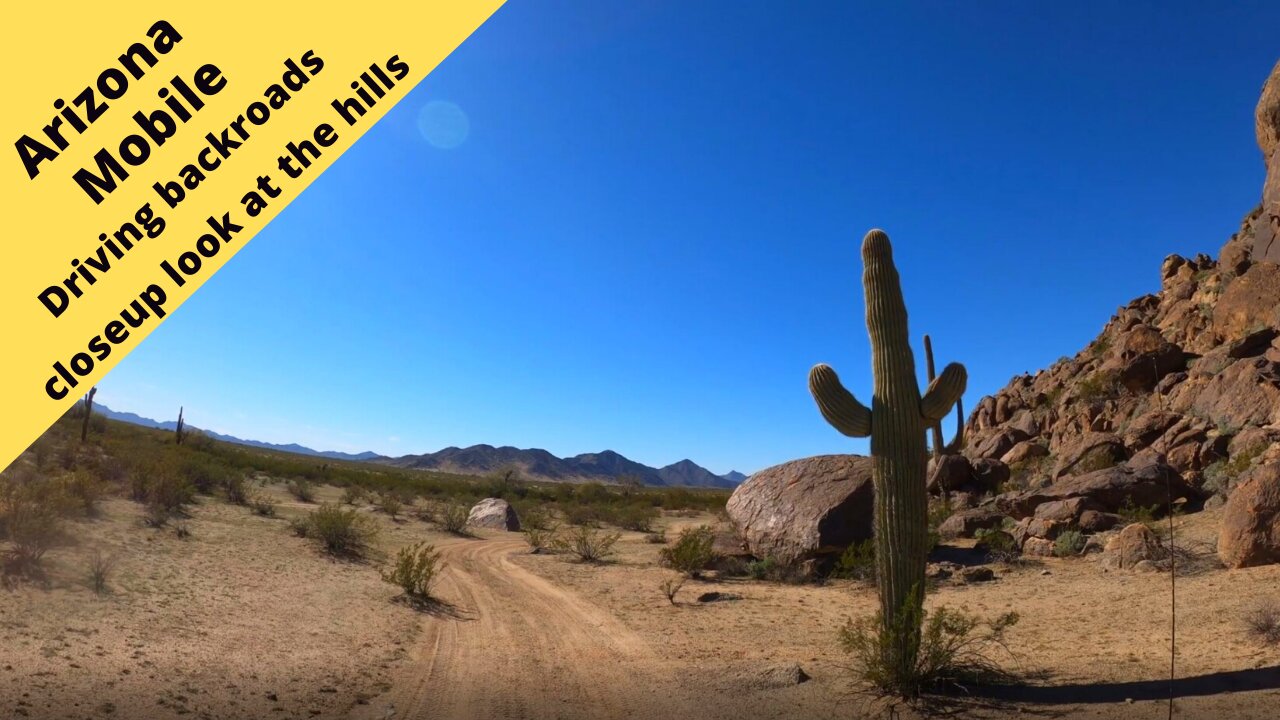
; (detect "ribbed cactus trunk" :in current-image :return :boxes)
[809,229,966,694]
[863,231,929,680]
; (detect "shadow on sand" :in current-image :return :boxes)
[958,665,1280,705]
[394,596,476,621]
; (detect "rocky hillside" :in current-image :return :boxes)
[963,59,1280,500]
[936,60,1280,566]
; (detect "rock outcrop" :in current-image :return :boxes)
[467,497,521,531]
[950,59,1280,566]
[725,454,874,564]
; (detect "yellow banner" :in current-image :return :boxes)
[0,2,505,468]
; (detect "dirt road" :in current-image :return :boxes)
[352,536,720,720]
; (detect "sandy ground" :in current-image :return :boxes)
[5,488,1280,720]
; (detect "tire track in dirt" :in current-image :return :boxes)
[351,536,714,720]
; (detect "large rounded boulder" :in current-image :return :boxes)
[725,455,874,564]
[1219,462,1280,569]
[467,497,521,531]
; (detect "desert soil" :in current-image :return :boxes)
[4,486,1280,720]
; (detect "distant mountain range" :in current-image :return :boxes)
[96,404,745,488]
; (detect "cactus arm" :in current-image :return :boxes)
[920,362,967,421]
[923,335,945,459]
[943,395,965,453]
[809,364,872,437]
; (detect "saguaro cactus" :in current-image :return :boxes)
[175,407,186,446]
[80,386,98,443]
[809,229,966,690]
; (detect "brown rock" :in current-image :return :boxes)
[1218,463,1280,568]
[1122,411,1182,449]
[973,429,1030,461]
[1256,59,1280,264]
[1079,510,1124,533]
[1191,357,1280,430]
[1212,263,1280,343]
[1033,497,1102,524]
[1113,326,1185,393]
[938,507,1007,539]
[1053,433,1129,478]
[970,458,1012,494]
[1022,537,1055,557]
[725,455,873,564]
[927,454,973,495]
[1103,523,1164,570]
[1005,460,1194,518]
[959,566,996,583]
[1002,440,1048,466]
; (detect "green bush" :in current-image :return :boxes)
[377,493,404,519]
[1053,530,1086,557]
[438,503,470,535]
[658,525,717,576]
[523,524,558,552]
[223,474,249,505]
[747,556,777,580]
[342,485,369,506]
[832,540,876,582]
[555,525,620,562]
[382,542,443,600]
[614,503,660,532]
[286,479,316,503]
[303,503,378,558]
[838,601,1019,698]
[2,490,61,577]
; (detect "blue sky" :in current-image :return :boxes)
[99,1,1280,475]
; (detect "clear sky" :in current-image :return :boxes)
[97,1,1280,475]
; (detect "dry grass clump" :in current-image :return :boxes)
[87,549,115,594]
[1,482,63,579]
[301,503,379,558]
[377,492,404,520]
[437,503,470,535]
[659,575,685,605]
[838,602,1019,699]
[1244,600,1280,644]
[286,478,316,503]
[554,525,620,563]
[522,524,558,552]
[658,525,717,577]
[382,542,444,601]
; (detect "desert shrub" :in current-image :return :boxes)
[838,602,1019,698]
[286,479,316,503]
[223,474,249,505]
[1118,498,1159,527]
[614,503,660,532]
[747,556,777,580]
[644,530,667,544]
[832,540,876,582]
[556,526,620,562]
[143,501,171,528]
[1244,600,1280,644]
[247,491,277,517]
[523,524,558,552]
[2,492,61,577]
[86,550,114,595]
[1053,530,1085,557]
[519,505,553,532]
[438,503,470,535]
[304,503,378,558]
[173,520,192,539]
[342,485,369,506]
[63,471,104,517]
[382,542,443,600]
[659,575,684,605]
[562,503,602,528]
[974,528,1019,563]
[658,525,717,576]
[377,493,404,519]
[288,516,310,537]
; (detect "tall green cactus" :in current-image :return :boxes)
[809,229,966,689]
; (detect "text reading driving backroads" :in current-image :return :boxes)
[11,19,412,402]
